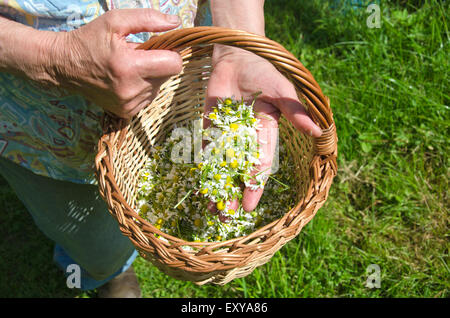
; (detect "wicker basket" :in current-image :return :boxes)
[95,26,338,285]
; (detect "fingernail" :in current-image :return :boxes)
[166,14,181,24]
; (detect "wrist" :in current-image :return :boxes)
[32,30,66,87]
[210,0,266,67]
[210,0,265,36]
[212,45,253,66]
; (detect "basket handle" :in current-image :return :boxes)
[135,26,337,158]
[138,27,333,127]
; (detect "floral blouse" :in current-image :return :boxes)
[0,0,211,184]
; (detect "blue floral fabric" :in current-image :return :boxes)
[0,0,208,184]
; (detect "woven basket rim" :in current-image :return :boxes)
[95,26,338,281]
[99,131,313,246]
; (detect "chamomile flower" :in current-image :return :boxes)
[136,96,296,244]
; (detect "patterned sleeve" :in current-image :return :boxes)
[0,0,203,184]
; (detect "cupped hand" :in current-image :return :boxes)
[205,46,322,212]
[50,9,183,118]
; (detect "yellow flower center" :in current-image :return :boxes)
[213,174,222,181]
[216,201,225,211]
[199,188,208,194]
[229,123,239,132]
[230,160,238,169]
[226,148,235,158]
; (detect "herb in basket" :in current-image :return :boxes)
[136,97,296,243]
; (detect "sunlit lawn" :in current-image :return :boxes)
[0,0,448,298]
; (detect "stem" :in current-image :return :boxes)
[173,189,193,209]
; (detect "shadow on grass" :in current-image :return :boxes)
[264,0,362,49]
[0,175,93,298]
[264,0,428,51]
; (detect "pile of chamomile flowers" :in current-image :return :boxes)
[136,97,296,244]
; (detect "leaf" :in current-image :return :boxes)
[361,142,373,153]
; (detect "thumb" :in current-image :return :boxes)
[105,8,181,36]
[132,49,183,79]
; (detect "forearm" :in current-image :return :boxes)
[210,0,266,63]
[210,0,265,36]
[0,16,60,85]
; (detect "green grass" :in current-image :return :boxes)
[0,0,448,297]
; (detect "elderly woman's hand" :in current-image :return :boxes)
[206,0,322,212]
[0,9,183,118]
[206,46,323,212]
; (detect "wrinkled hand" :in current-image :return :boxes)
[49,9,183,118]
[205,47,322,212]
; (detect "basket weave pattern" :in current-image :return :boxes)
[95,27,338,285]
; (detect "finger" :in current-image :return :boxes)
[106,8,181,36]
[132,49,183,79]
[273,76,322,138]
[219,200,238,223]
[204,70,236,129]
[114,88,155,118]
[242,104,279,212]
[207,201,218,215]
[228,199,239,211]
[207,199,237,224]
[202,80,237,152]
[126,41,141,49]
[276,98,322,138]
[207,199,238,214]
